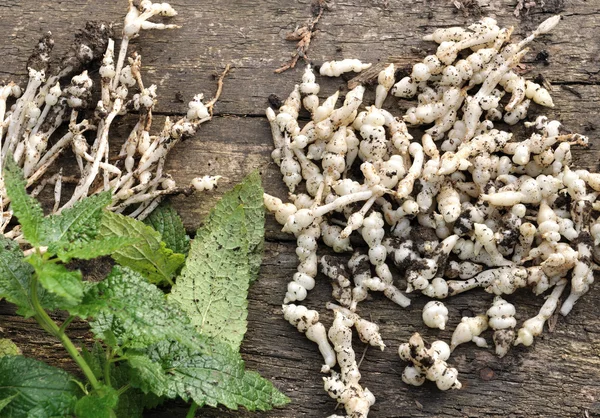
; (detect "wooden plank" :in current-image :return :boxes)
[0,0,600,417]
[0,0,599,116]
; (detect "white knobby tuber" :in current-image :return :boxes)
[282,304,336,372]
[487,296,517,357]
[375,64,395,108]
[320,59,372,77]
[515,279,567,346]
[450,314,489,351]
[399,333,461,390]
[262,15,596,410]
[327,303,386,350]
[324,309,376,417]
[422,301,449,330]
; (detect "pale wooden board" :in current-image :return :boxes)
[0,0,599,117]
[1,1,600,417]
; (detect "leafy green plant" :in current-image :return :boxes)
[0,160,288,417]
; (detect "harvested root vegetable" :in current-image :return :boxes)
[0,0,226,242]
[266,13,597,416]
[487,296,517,357]
[422,300,449,330]
[450,314,489,351]
[399,333,461,390]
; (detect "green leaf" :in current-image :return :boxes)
[26,393,77,418]
[137,340,289,411]
[170,172,265,350]
[0,236,36,316]
[0,338,21,357]
[74,385,118,418]
[80,266,198,350]
[125,352,169,395]
[0,356,82,418]
[54,236,135,263]
[171,204,249,350]
[110,362,162,418]
[77,346,161,418]
[43,192,112,257]
[0,236,61,317]
[99,211,185,286]
[3,158,44,246]
[27,253,83,308]
[143,202,190,255]
[0,394,18,412]
[80,342,106,381]
[208,171,264,279]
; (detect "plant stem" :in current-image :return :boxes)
[186,402,199,418]
[58,315,75,335]
[30,275,101,391]
[104,349,114,385]
[116,384,131,397]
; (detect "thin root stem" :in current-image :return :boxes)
[206,64,231,115]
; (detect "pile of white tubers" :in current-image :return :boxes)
[266,15,599,417]
[0,0,221,243]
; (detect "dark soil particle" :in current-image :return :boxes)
[268,93,283,109]
[410,225,438,244]
[61,22,113,76]
[27,32,54,72]
[553,189,571,209]
[535,50,550,66]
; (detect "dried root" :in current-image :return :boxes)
[1,1,227,239]
[275,0,327,73]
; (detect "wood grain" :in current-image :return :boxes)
[1,1,600,417]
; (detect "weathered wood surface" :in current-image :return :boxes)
[1,1,600,417]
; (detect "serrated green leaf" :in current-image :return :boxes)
[241,371,289,408]
[3,158,44,246]
[208,171,264,279]
[0,236,36,316]
[26,392,77,418]
[80,266,198,350]
[110,362,162,418]
[77,346,161,418]
[99,211,185,286]
[43,192,112,257]
[27,253,83,308]
[0,338,21,357]
[54,236,135,263]
[143,203,190,255]
[125,353,169,395]
[169,173,264,350]
[74,385,118,418]
[138,340,289,411]
[0,236,61,317]
[80,342,106,382]
[170,204,249,350]
[0,356,82,418]
[0,394,18,412]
